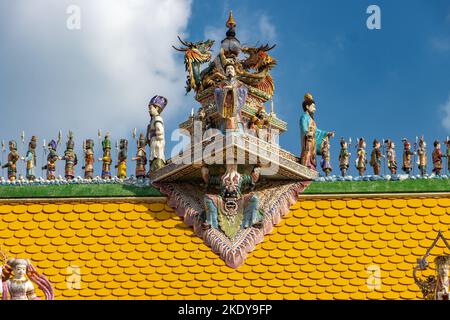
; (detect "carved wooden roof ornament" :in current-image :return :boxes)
[413,230,450,300]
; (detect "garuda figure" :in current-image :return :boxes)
[42,140,59,180]
[320,137,332,176]
[0,258,53,300]
[82,139,95,180]
[62,132,78,180]
[116,139,128,179]
[401,138,415,175]
[386,139,397,175]
[132,133,147,180]
[432,140,444,176]
[202,165,263,239]
[299,93,334,170]
[147,95,167,172]
[1,141,20,182]
[355,138,367,176]
[338,138,351,177]
[99,133,112,179]
[417,136,427,176]
[22,136,37,181]
[369,139,382,176]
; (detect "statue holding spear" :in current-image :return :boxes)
[1,140,5,178]
[42,139,46,179]
[132,128,147,180]
[445,137,450,176]
[417,136,427,177]
[413,136,418,176]
[20,131,25,179]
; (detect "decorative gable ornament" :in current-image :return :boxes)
[151,12,320,268]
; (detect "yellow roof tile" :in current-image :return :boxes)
[361,199,377,209]
[391,199,407,208]
[27,204,43,214]
[331,200,346,210]
[353,207,369,218]
[331,216,346,226]
[437,198,450,207]
[300,200,316,210]
[332,233,348,242]
[321,208,337,219]
[316,200,330,210]
[377,199,392,209]
[370,207,385,217]
[422,198,438,207]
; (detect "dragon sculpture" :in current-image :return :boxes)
[240,44,277,97]
[172,36,215,94]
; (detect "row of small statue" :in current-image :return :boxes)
[0,95,168,182]
[321,136,450,177]
[0,134,142,182]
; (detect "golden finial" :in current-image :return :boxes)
[226,11,236,29]
[304,93,314,102]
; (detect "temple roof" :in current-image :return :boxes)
[1,194,449,299]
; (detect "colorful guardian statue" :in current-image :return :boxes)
[432,140,444,176]
[42,140,59,180]
[1,141,20,182]
[99,133,112,179]
[202,165,263,239]
[386,139,397,175]
[320,136,332,176]
[355,138,367,176]
[22,136,37,181]
[82,139,95,180]
[116,139,128,179]
[299,93,334,170]
[214,62,248,132]
[62,131,78,180]
[0,258,54,300]
[247,106,269,138]
[369,139,382,176]
[338,138,351,177]
[146,95,167,173]
[133,133,147,180]
[417,136,427,176]
[401,138,415,175]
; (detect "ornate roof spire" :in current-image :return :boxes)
[222,11,240,57]
[226,11,236,29]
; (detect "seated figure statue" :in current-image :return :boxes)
[0,258,54,300]
[202,165,263,239]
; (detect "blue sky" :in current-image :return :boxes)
[0,0,449,178]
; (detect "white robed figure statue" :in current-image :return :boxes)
[146,95,167,173]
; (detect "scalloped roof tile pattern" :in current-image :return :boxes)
[0,196,449,299]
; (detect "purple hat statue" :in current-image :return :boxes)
[49,140,57,150]
[149,95,168,113]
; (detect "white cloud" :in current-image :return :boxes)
[0,0,192,139]
[441,95,450,131]
[258,15,276,42]
[431,36,450,52]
